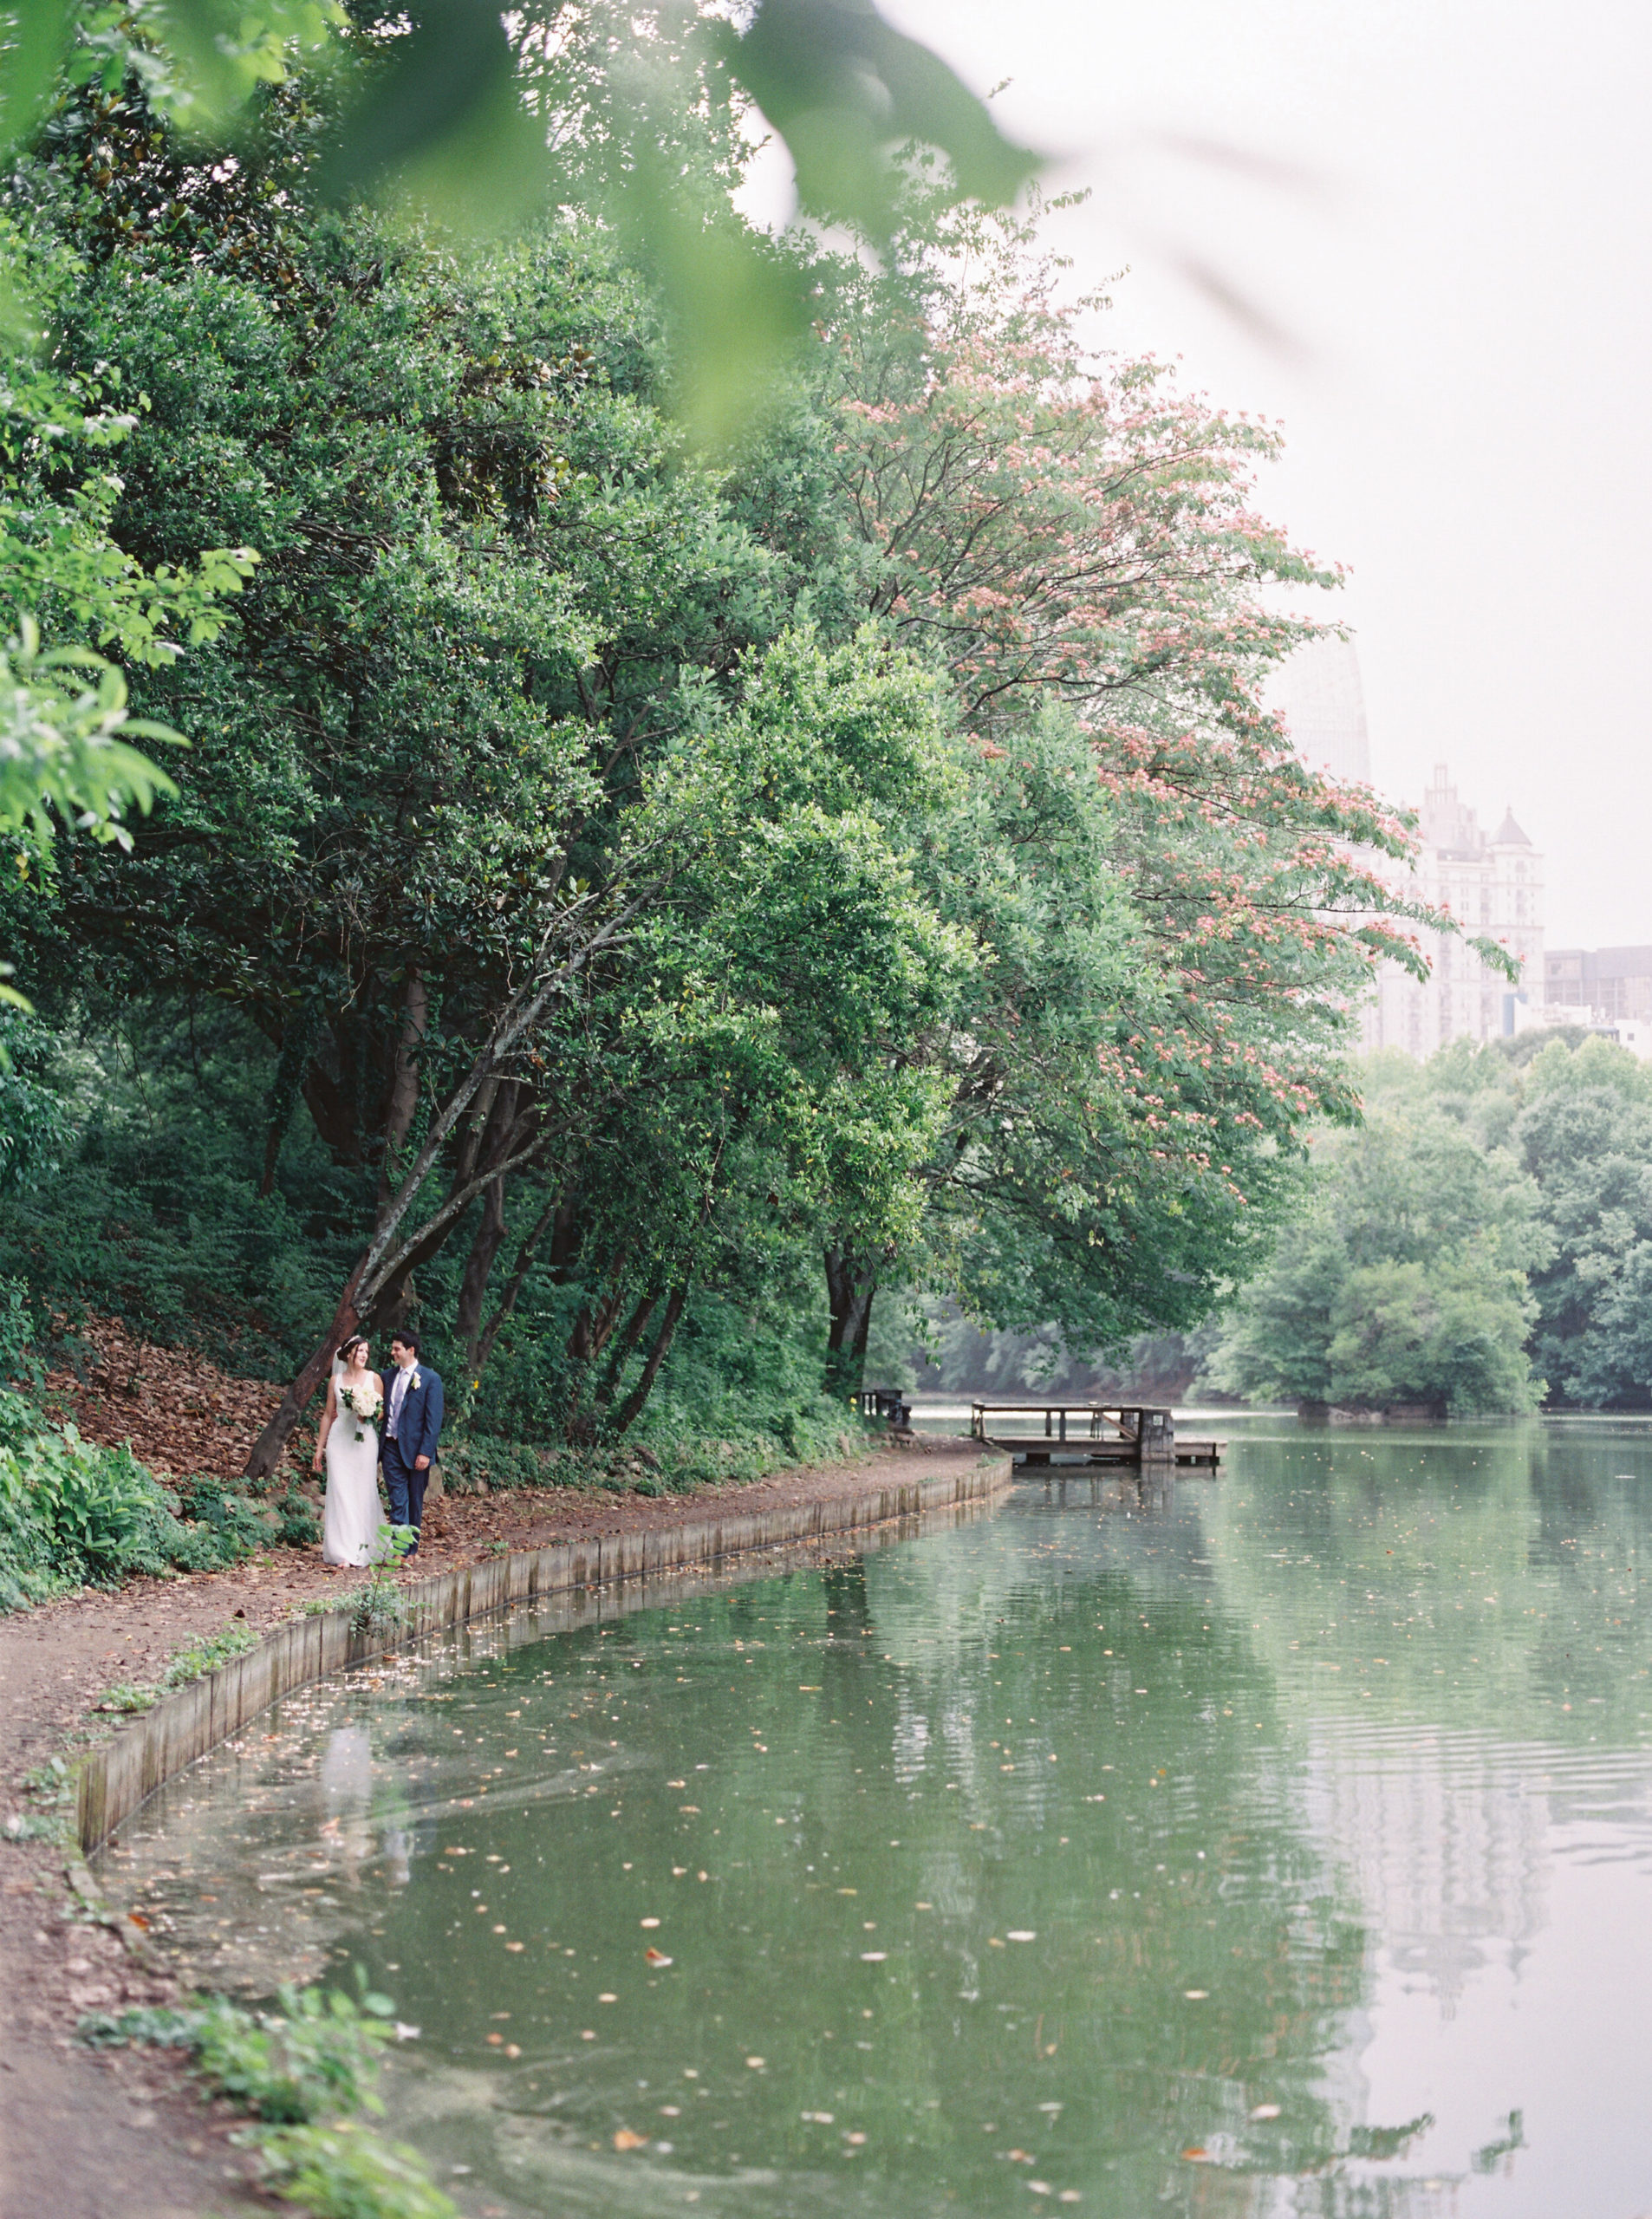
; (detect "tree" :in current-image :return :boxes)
[1509,1036,1652,1405]
[1333,1031,1652,1411]
[0,0,1037,955]
[736,193,1474,1389]
[0,0,1037,439]
[0,9,1517,1455]
[1207,1103,1551,1414]
[0,238,256,1000]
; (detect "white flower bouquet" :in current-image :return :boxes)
[338,1382,384,1442]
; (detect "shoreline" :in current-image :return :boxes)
[0,1431,1000,2217]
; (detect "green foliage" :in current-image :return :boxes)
[81,1981,391,2116]
[0,1268,44,1377]
[634,1283,867,1472]
[1206,1030,1652,1415]
[0,279,257,1002]
[350,1526,414,1637]
[253,2124,458,2219]
[1345,1031,1652,1409]
[159,1616,259,1686]
[271,1481,322,1546]
[0,1012,68,1191]
[0,1008,365,1373]
[78,2001,204,2047]
[437,1434,561,1493]
[1,0,1034,446]
[193,1982,393,2123]
[0,615,179,849]
[0,1379,270,1610]
[1207,1099,1549,1414]
[1320,1255,1538,1415]
[94,1616,258,1710]
[1505,1038,1652,1405]
[79,1981,454,2219]
[0,34,1455,1474]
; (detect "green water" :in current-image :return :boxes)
[104,1418,1652,2217]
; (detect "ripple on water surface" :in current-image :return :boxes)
[101,1419,1652,2217]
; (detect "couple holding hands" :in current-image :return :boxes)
[314,1329,445,1567]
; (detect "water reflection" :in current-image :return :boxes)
[100,1420,1652,2216]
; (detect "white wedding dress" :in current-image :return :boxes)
[322,1364,389,1567]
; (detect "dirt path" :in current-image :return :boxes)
[0,1432,985,2216]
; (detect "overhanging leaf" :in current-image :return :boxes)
[725,0,1039,239]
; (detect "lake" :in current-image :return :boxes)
[100,1415,1652,2217]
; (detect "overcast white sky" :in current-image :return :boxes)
[852,0,1652,947]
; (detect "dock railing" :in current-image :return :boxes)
[858,1387,913,1428]
[968,1402,1174,1464]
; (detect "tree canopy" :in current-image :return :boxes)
[0,3,1469,1470]
[1208,1030,1652,1417]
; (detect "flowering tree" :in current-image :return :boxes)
[783,198,1497,1382]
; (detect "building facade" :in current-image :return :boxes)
[1361,766,1542,1055]
[1544,946,1652,1023]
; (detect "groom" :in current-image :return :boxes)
[381,1330,444,1553]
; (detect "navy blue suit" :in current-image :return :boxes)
[381,1362,444,1540]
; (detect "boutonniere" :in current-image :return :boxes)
[412,1371,421,1391]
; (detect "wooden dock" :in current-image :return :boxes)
[968,1402,1222,1472]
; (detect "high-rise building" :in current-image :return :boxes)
[1362,767,1541,1054]
[1269,636,1373,786]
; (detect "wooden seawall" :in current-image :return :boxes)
[76,1454,1010,1856]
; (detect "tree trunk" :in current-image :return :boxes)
[259,1022,312,1198]
[243,899,636,1482]
[565,1253,631,1371]
[301,1051,362,1168]
[242,1262,367,1485]
[450,1081,524,1357]
[472,1195,561,1374]
[454,1177,510,1362]
[823,1246,878,1402]
[592,1288,661,1411]
[376,968,429,1211]
[609,1283,688,1435]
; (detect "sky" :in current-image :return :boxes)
[798,0,1652,947]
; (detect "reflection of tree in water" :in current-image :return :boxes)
[107,1449,1632,2217]
[418,1501,1383,2216]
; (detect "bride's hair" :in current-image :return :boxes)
[337,1332,369,1365]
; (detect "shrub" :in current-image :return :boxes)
[0,1387,269,1611]
[438,1435,558,1493]
[271,1483,321,1547]
[192,1984,393,2124]
[79,1983,455,2219]
[254,2125,458,2219]
[350,1527,416,1638]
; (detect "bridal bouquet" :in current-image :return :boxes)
[338,1382,384,1442]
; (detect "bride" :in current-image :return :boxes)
[313,1334,388,1567]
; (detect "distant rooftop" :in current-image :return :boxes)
[1547,946,1652,979]
[1418,769,1539,860]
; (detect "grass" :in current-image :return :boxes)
[92,1618,260,1715]
[80,1981,454,2219]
